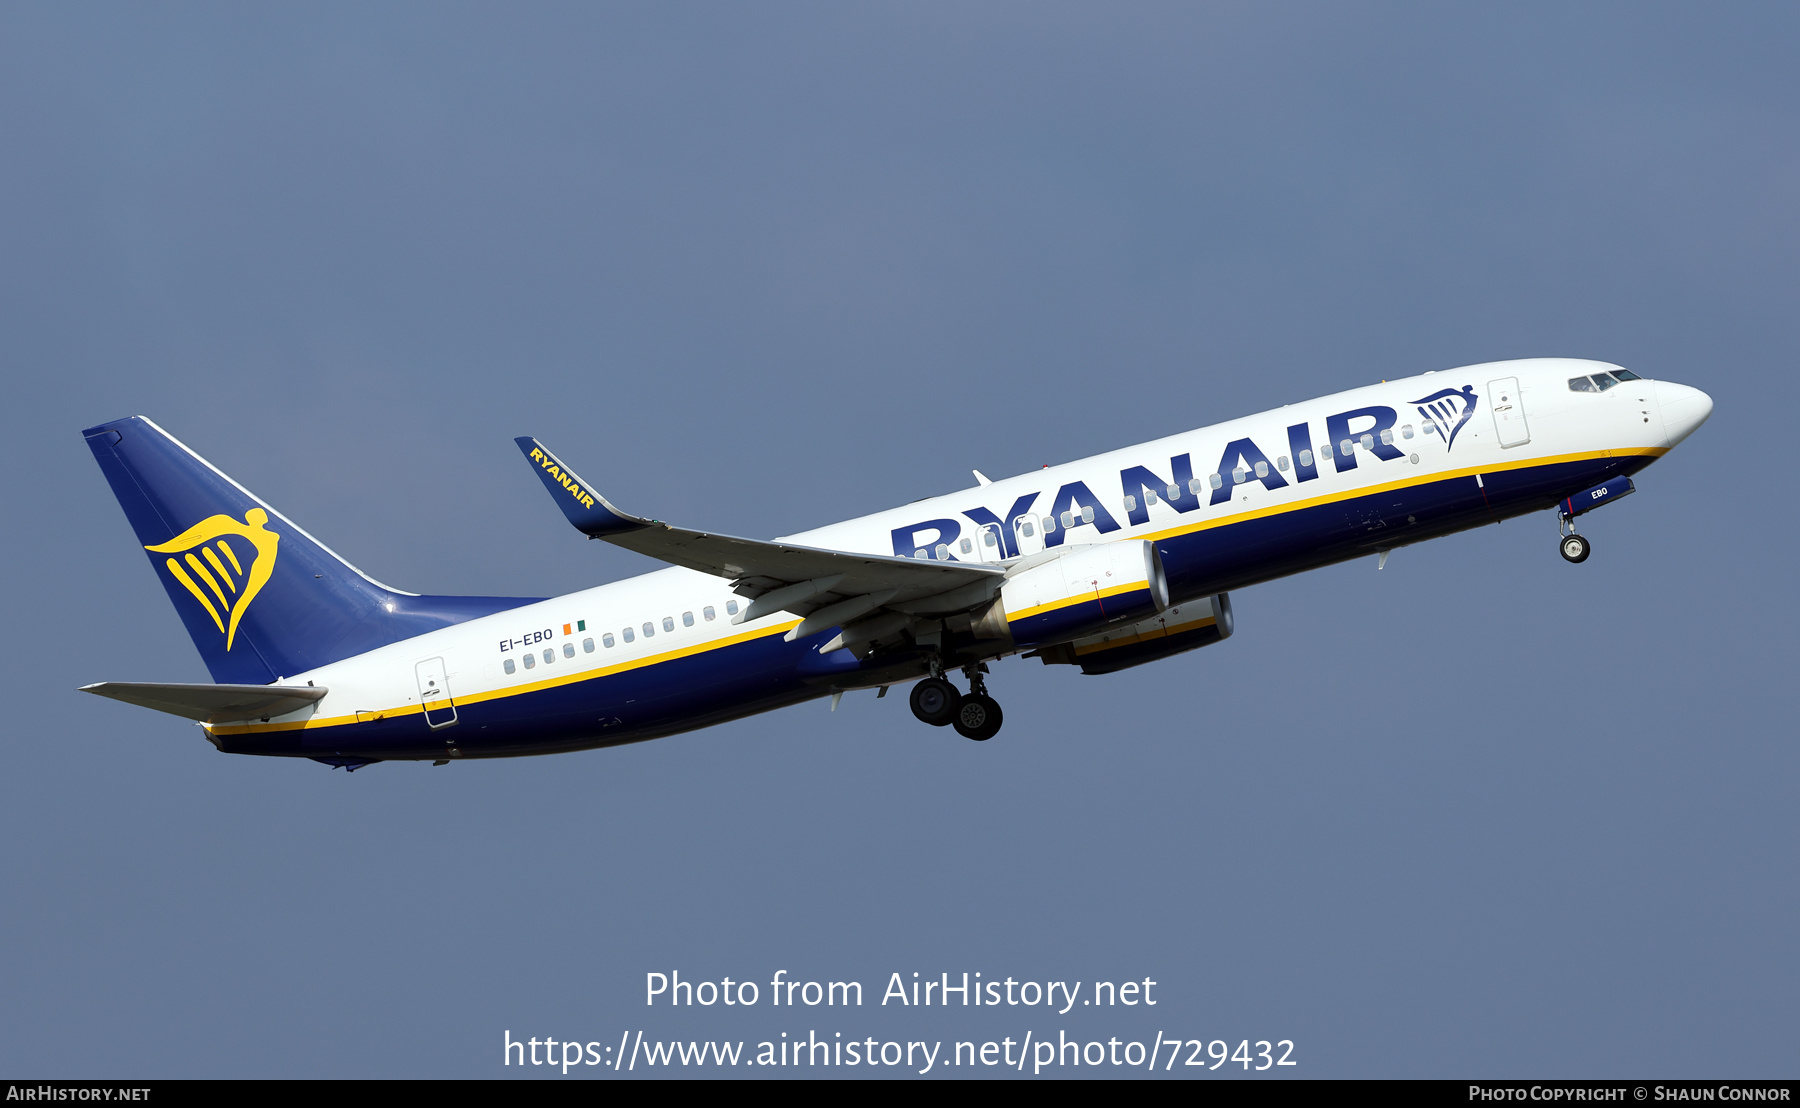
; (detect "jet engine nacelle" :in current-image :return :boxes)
[989,539,1170,649]
[1029,593,1233,675]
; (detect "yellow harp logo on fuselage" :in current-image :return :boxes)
[146,508,280,651]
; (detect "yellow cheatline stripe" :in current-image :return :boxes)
[217,537,243,576]
[1072,615,1215,656]
[1006,581,1149,623]
[185,552,230,608]
[202,545,237,593]
[1141,448,1665,545]
[211,618,806,735]
[167,558,224,632]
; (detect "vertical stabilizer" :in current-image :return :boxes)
[83,416,536,684]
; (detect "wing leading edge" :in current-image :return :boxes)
[514,436,1005,651]
[514,437,999,595]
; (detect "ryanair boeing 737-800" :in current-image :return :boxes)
[79,358,1711,769]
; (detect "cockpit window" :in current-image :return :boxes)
[1568,377,1598,393]
[1592,372,1620,391]
[1612,369,1641,381]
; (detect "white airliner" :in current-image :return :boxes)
[80,358,1710,768]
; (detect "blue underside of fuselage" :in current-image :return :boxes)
[222,452,1650,762]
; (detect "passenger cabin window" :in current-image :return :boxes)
[1232,468,1247,484]
[503,658,516,675]
[1144,490,1158,505]
[603,633,615,648]
[1060,511,1074,528]
[582,637,594,652]
[1042,515,1057,532]
[960,537,974,553]
[983,530,997,547]
[1402,425,1414,439]
[1207,473,1223,490]
[1320,443,1333,459]
[1187,478,1203,495]
[1080,506,1095,523]
[1340,439,1354,455]
[1020,521,1035,537]
[1420,420,1436,436]
[1359,434,1374,451]
[725,600,739,616]
[1277,455,1290,471]
[1592,372,1620,391]
[1254,461,1269,478]
[1298,449,1314,467]
[523,653,536,670]
[682,611,694,627]
[934,543,950,560]
[1123,495,1137,512]
[543,648,554,664]
[623,627,635,643]
[1379,429,1394,445]
[643,622,655,638]
[663,616,675,632]
[703,606,716,621]
[562,642,575,658]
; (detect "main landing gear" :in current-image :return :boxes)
[1557,515,1591,564]
[909,662,1004,742]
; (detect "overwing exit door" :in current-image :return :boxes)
[1489,376,1531,448]
[1012,515,1046,557]
[972,522,1006,563]
[415,657,458,729]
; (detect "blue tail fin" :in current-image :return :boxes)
[84,416,538,684]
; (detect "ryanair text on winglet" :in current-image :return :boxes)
[531,447,597,511]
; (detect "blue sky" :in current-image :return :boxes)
[1,2,1794,1077]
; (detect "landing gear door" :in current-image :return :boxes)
[415,657,458,730]
[1489,376,1530,448]
[1012,515,1046,558]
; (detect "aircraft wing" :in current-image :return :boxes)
[514,437,1001,600]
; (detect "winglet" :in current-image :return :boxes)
[514,437,649,537]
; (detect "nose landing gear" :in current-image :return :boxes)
[1558,515,1592,563]
[907,661,1005,741]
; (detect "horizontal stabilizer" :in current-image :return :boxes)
[80,681,327,724]
[516,436,1001,597]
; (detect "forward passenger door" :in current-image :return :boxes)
[1489,376,1531,448]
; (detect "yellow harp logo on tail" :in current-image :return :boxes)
[146,508,280,650]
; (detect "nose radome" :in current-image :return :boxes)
[1654,380,1714,447]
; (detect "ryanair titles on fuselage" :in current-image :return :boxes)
[889,395,1459,560]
